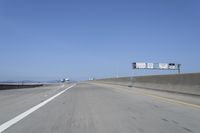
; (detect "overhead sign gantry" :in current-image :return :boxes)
[132,62,181,74]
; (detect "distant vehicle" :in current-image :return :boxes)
[89,78,95,81]
[61,78,70,83]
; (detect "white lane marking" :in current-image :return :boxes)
[0,84,76,133]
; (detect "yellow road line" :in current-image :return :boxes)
[91,83,200,110]
[120,87,200,109]
[141,91,200,109]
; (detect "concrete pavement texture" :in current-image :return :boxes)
[0,83,200,133]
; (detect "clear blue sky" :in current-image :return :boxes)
[0,0,200,81]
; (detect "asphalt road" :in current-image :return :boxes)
[0,83,200,133]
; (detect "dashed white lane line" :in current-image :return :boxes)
[0,84,76,133]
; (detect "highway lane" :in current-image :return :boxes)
[1,83,200,133]
[0,84,69,126]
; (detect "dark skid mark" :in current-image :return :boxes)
[153,104,159,108]
[137,127,144,133]
[172,120,179,124]
[182,127,193,133]
[132,116,137,120]
[162,118,169,122]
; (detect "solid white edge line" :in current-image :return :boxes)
[0,84,76,133]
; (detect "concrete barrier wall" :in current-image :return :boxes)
[94,73,200,96]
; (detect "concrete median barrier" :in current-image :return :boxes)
[93,73,200,96]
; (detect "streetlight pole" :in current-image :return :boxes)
[178,64,181,74]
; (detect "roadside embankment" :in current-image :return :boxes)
[0,83,44,90]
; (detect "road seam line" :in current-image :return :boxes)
[0,84,76,133]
